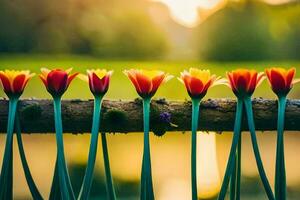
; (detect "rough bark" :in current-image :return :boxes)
[0,98,300,134]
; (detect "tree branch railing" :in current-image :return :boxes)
[0,98,300,134]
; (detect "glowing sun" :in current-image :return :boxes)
[153,0,222,27]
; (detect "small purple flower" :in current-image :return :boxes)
[159,112,171,123]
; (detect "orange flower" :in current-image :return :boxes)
[124,69,173,98]
[39,68,78,97]
[227,69,265,98]
[78,69,113,96]
[265,67,300,96]
[178,68,225,99]
[0,70,35,97]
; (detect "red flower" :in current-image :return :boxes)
[227,69,265,98]
[266,68,300,96]
[78,69,113,96]
[0,70,35,97]
[124,69,173,99]
[178,68,225,99]
[39,68,78,97]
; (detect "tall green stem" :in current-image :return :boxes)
[78,96,102,200]
[191,99,200,200]
[141,152,146,200]
[230,157,236,200]
[15,114,43,200]
[0,97,18,200]
[101,132,117,200]
[230,134,241,200]
[49,160,61,200]
[236,134,242,200]
[274,96,287,200]
[244,97,274,200]
[53,97,75,200]
[140,98,154,200]
[218,99,243,200]
[230,135,242,200]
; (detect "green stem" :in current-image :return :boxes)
[218,99,243,200]
[244,97,274,200]
[141,152,146,200]
[236,134,242,200]
[78,96,102,200]
[191,99,200,200]
[140,98,154,200]
[49,160,61,200]
[101,132,117,200]
[230,153,237,200]
[53,97,75,200]
[274,96,287,200]
[231,134,242,200]
[15,114,43,200]
[0,97,18,200]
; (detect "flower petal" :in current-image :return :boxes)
[236,74,249,92]
[12,74,26,94]
[124,70,142,94]
[202,79,212,94]
[256,73,266,88]
[78,74,88,82]
[39,74,48,88]
[247,72,258,93]
[100,74,111,94]
[47,70,68,94]
[135,72,152,95]
[41,68,50,77]
[212,77,228,87]
[0,72,12,93]
[286,68,295,88]
[151,73,165,94]
[292,78,300,85]
[188,77,204,97]
[163,74,173,83]
[270,69,286,93]
[88,72,110,95]
[227,72,237,91]
[66,68,73,74]
[67,73,79,88]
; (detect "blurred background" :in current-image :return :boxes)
[1,0,300,199]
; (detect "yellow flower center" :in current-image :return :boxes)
[140,70,163,79]
[189,68,211,84]
[271,67,288,75]
[88,69,108,79]
[2,70,30,82]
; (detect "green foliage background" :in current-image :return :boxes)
[1,0,300,61]
[196,1,300,61]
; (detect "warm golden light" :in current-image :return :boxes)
[153,0,222,27]
[153,0,293,27]
[263,0,291,4]
[197,132,221,198]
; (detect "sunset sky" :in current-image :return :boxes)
[153,0,293,27]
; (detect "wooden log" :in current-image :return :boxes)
[0,98,300,134]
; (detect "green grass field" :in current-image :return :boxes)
[1,55,300,100]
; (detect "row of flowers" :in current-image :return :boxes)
[0,67,298,200]
[0,68,297,98]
